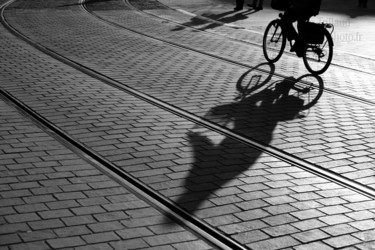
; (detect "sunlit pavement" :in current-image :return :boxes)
[159,0,375,59]
[1,0,375,249]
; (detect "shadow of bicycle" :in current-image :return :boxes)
[173,63,324,214]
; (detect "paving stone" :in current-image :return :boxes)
[0,234,22,246]
[262,224,300,237]
[263,204,297,215]
[291,209,326,220]
[1,189,32,198]
[323,234,362,248]
[82,231,121,244]
[110,238,150,250]
[263,195,297,205]
[355,241,375,250]
[54,225,92,238]
[292,229,330,243]
[87,221,123,233]
[23,195,56,204]
[319,214,354,225]
[346,210,375,220]
[172,240,212,250]
[317,197,348,206]
[71,206,107,216]
[121,215,168,228]
[349,219,375,230]
[236,200,268,210]
[0,207,13,218]
[117,227,155,240]
[232,230,270,245]
[46,200,80,210]
[125,207,161,218]
[262,214,299,226]
[5,213,41,223]
[345,200,375,211]
[318,205,352,215]
[0,198,25,207]
[47,236,86,248]
[322,223,358,236]
[14,203,48,213]
[93,212,130,223]
[9,241,50,250]
[353,229,375,244]
[39,209,74,219]
[294,242,334,250]
[219,220,268,234]
[29,219,65,230]
[62,215,97,226]
[290,192,323,201]
[247,235,299,250]
[291,219,327,231]
[75,243,113,250]
[54,191,87,201]
[0,223,30,235]
[19,230,56,242]
[198,205,242,219]
[144,231,198,246]
[204,214,241,227]
[234,209,270,221]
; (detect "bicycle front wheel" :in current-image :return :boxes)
[303,29,333,75]
[263,19,286,63]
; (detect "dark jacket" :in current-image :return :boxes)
[291,0,322,16]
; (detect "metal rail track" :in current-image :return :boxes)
[80,0,375,198]
[0,1,247,249]
[126,0,375,76]
[1,0,375,248]
[84,0,375,108]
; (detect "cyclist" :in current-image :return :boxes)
[281,0,322,57]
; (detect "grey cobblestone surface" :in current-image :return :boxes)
[0,99,214,249]
[152,0,375,72]
[4,0,375,186]
[1,0,375,249]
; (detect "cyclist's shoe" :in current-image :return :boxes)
[296,49,304,57]
[291,41,304,57]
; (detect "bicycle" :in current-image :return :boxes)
[263,13,334,75]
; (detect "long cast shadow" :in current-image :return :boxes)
[174,63,324,213]
[171,9,258,31]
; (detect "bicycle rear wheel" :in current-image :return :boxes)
[303,29,333,75]
[263,19,286,63]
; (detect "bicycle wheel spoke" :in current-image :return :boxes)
[263,20,286,63]
[303,29,333,75]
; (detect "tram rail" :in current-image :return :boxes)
[1,0,375,248]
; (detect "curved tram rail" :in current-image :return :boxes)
[1,0,375,249]
[84,0,375,108]
[125,0,375,76]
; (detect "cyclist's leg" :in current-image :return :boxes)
[292,18,309,57]
[281,10,298,42]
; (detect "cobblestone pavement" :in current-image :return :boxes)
[157,0,375,60]
[7,0,375,185]
[0,98,215,249]
[1,0,375,249]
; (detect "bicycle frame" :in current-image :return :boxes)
[263,14,334,74]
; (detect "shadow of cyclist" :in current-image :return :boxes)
[171,9,258,31]
[173,63,324,214]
